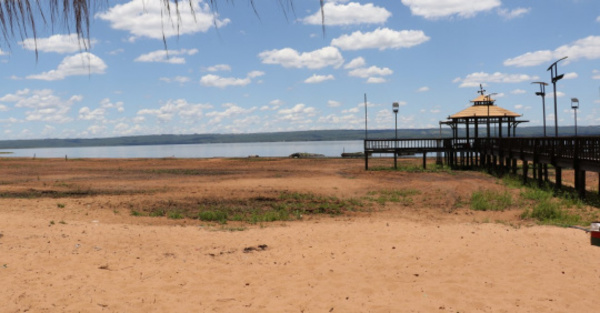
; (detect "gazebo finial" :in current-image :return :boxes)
[478,84,486,96]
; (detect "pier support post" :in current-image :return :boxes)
[555,167,562,190]
[576,170,586,199]
[537,163,544,187]
[422,153,427,169]
[522,160,528,184]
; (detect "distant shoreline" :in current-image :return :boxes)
[0,126,598,150]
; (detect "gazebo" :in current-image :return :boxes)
[440,85,529,140]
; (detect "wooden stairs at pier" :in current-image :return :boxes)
[364,136,600,199]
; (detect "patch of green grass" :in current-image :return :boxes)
[149,209,166,217]
[521,200,581,225]
[167,211,184,219]
[198,210,228,223]
[57,203,65,208]
[470,189,512,211]
[367,189,420,206]
[130,191,367,224]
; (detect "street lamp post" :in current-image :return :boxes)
[547,56,567,137]
[392,102,399,169]
[532,82,549,137]
[571,98,579,136]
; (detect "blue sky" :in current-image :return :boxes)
[0,0,599,140]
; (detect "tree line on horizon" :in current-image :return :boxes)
[0,126,599,150]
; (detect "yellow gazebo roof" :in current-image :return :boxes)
[448,93,521,119]
[449,105,521,119]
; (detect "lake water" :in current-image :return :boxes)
[0,140,366,159]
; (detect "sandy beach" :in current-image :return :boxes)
[1,157,599,312]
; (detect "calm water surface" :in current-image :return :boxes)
[0,140,365,158]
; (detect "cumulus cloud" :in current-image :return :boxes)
[348,66,393,78]
[367,77,387,84]
[504,36,600,67]
[160,76,192,84]
[138,99,213,123]
[205,64,232,72]
[277,104,317,123]
[96,0,229,41]
[344,57,366,69]
[135,49,198,64]
[401,0,501,19]
[258,46,344,69]
[26,52,107,81]
[417,86,429,92]
[200,71,264,88]
[304,74,335,84]
[564,72,578,79]
[79,107,106,121]
[331,28,429,51]
[20,34,97,54]
[497,7,531,19]
[206,103,257,124]
[0,88,82,123]
[593,69,600,80]
[453,72,540,87]
[302,2,391,26]
[327,100,341,108]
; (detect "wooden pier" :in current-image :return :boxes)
[364,136,600,198]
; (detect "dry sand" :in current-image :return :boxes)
[1,157,599,312]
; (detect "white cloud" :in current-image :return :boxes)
[79,107,106,121]
[593,69,600,80]
[135,49,198,64]
[454,72,540,87]
[348,66,393,78]
[0,89,82,123]
[205,64,232,72]
[564,72,578,79]
[304,74,335,84]
[277,104,317,123]
[247,71,265,78]
[259,46,344,69]
[497,7,530,19]
[138,99,213,123]
[20,34,97,54]
[302,2,391,26]
[200,71,263,88]
[504,36,600,67]
[331,28,430,51]
[401,0,501,20]
[327,100,341,108]
[160,76,191,84]
[344,57,366,69]
[96,0,229,41]
[26,52,107,81]
[416,86,429,92]
[206,103,257,124]
[367,77,387,84]
[100,98,125,112]
[511,89,526,95]
[0,48,7,56]
[200,75,250,88]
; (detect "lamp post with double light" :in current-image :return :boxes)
[392,102,400,169]
[532,82,549,137]
[571,97,579,136]
[547,57,567,137]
